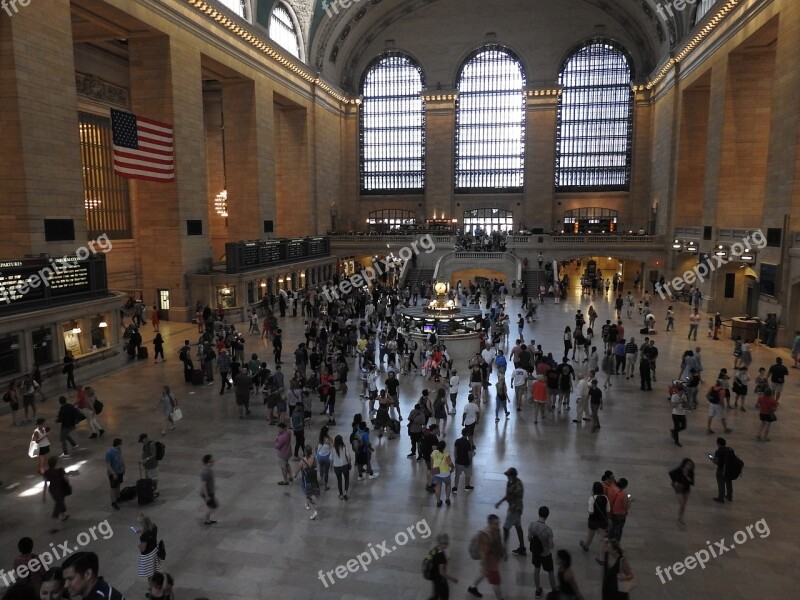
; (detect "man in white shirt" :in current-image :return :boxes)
[481,345,496,375]
[448,370,460,415]
[462,394,481,448]
[511,367,528,412]
[573,371,593,424]
[367,365,379,414]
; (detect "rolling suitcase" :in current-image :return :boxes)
[137,464,155,505]
[192,369,204,386]
[138,346,149,359]
[119,486,137,502]
[184,367,193,383]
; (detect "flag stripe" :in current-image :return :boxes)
[111,108,175,183]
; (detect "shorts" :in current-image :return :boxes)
[531,553,554,572]
[485,569,501,586]
[108,473,124,489]
[504,511,522,530]
[708,403,725,418]
[22,395,35,408]
[434,473,451,484]
[145,467,159,480]
[464,423,476,437]
[38,445,50,456]
[276,457,289,470]
[759,413,774,422]
[588,518,607,531]
[770,382,783,395]
[454,463,472,478]
[235,394,249,406]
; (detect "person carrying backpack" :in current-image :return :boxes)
[292,444,319,520]
[706,380,732,435]
[528,506,556,598]
[712,437,742,504]
[422,533,458,598]
[138,433,162,496]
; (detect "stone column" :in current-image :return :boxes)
[424,91,457,222]
[523,89,560,231]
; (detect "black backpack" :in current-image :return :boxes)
[154,441,166,461]
[529,529,544,557]
[422,548,438,580]
[726,449,744,480]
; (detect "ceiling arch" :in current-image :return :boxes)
[305,0,683,92]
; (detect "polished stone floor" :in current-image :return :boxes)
[1,267,796,599]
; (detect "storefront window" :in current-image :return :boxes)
[0,335,21,377]
[32,328,54,365]
[216,286,236,308]
[258,280,267,300]
[90,315,108,350]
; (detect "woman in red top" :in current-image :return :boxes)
[151,305,160,332]
[756,388,778,441]
[319,366,334,413]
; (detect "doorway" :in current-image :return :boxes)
[158,289,170,321]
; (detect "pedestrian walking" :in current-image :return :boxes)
[105,437,125,511]
[200,454,218,525]
[135,514,162,584]
[495,467,526,555]
[431,440,454,507]
[467,514,506,599]
[712,437,736,503]
[706,380,731,434]
[670,381,688,446]
[589,379,603,432]
[63,351,76,389]
[153,332,165,362]
[31,418,51,475]
[453,428,474,494]
[425,533,458,600]
[316,426,333,491]
[579,482,608,562]
[601,539,635,600]
[294,445,320,520]
[42,455,70,534]
[55,396,80,458]
[157,386,177,435]
[555,550,587,600]
[756,388,778,441]
[331,435,351,500]
[669,458,694,526]
[274,422,292,485]
[528,506,556,598]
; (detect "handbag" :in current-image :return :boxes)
[28,440,40,458]
[170,407,183,422]
[618,575,638,593]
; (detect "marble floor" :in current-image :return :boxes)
[1,269,797,600]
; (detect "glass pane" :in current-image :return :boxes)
[269,3,300,58]
[555,42,633,190]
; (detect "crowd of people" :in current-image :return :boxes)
[3,258,790,600]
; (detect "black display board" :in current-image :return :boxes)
[0,254,108,314]
[225,238,330,274]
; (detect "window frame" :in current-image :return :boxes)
[359,52,426,195]
[454,44,527,194]
[554,39,635,192]
[693,0,718,26]
[268,1,303,60]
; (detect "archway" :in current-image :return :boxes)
[563,207,618,233]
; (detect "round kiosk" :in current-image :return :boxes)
[398,282,483,365]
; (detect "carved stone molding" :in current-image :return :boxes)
[75,73,129,108]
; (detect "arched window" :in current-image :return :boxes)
[455,46,526,191]
[555,41,634,191]
[694,0,718,25]
[269,2,301,59]
[217,0,247,20]
[360,53,425,193]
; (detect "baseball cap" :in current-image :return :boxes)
[137,433,148,443]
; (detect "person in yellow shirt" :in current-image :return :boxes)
[431,440,454,507]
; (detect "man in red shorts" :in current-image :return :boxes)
[468,514,507,598]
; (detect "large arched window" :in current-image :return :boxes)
[360,53,425,193]
[455,46,526,192]
[217,0,247,20]
[694,0,718,25]
[269,2,301,59]
[555,40,634,191]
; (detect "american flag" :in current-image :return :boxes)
[111,109,175,182]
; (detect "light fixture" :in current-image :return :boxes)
[260,281,267,288]
[221,287,231,295]
[214,189,228,217]
[672,239,682,250]
[72,327,81,334]
[740,249,755,263]
[714,244,728,258]
[99,321,108,328]
[9,343,20,350]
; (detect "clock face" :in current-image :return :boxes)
[435,282,448,295]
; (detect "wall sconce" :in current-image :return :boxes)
[740,249,755,263]
[686,242,698,254]
[260,281,267,288]
[99,321,108,328]
[671,239,682,251]
[72,327,81,334]
[221,287,231,295]
[9,343,20,350]
[714,244,728,259]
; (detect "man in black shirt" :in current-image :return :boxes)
[385,371,403,421]
[518,344,533,374]
[767,357,788,401]
[453,429,475,493]
[588,380,603,432]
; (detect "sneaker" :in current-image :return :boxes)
[712,497,724,503]
[452,487,458,494]
[368,473,379,479]
[89,433,98,439]
[406,453,416,458]
[467,587,483,598]
[579,540,589,552]
[357,475,365,481]
[706,429,715,434]
[512,547,527,556]
[535,588,543,598]
[465,485,474,491]
[111,502,120,511]
[310,511,317,520]
[724,428,733,433]
[445,499,451,506]
[59,453,71,459]
[495,418,500,423]
[436,500,443,507]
